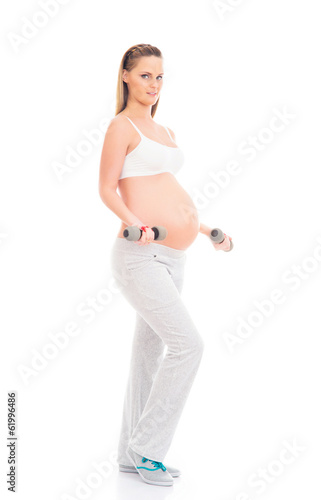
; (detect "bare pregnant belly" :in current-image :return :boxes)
[116,173,200,250]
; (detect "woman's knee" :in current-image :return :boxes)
[193,334,205,359]
[181,329,205,360]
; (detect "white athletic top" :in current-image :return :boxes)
[118,116,184,180]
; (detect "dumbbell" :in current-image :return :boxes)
[123,225,168,241]
[210,228,234,252]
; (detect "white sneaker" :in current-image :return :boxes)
[119,462,181,477]
[126,446,174,486]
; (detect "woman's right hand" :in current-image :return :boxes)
[211,233,232,251]
[132,223,155,246]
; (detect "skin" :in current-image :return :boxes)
[99,55,232,251]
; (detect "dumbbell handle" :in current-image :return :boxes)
[210,228,234,252]
[123,225,167,241]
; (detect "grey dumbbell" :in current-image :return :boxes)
[210,228,234,252]
[123,225,168,241]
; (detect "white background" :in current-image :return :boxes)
[1,0,320,499]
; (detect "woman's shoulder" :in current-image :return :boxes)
[107,113,134,134]
[111,112,130,125]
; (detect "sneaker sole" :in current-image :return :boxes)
[138,477,173,486]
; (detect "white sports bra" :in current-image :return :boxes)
[118,116,185,180]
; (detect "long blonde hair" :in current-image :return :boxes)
[115,44,163,118]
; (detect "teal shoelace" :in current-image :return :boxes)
[137,457,167,472]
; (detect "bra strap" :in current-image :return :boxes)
[164,125,174,141]
[125,116,144,138]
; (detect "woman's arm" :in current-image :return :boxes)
[199,222,212,237]
[98,118,144,227]
[99,187,144,227]
[199,222,232,251]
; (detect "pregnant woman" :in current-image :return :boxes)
[99,44,232,487]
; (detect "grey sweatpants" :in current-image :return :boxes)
[110,237,204,464]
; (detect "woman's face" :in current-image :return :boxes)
[123,56,164,106]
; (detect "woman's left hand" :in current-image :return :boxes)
[212,233,232,251]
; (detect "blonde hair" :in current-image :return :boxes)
[115,43,163,118]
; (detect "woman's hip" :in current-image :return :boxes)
[110,237,186,304]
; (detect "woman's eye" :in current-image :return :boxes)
[141,75,163,80]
